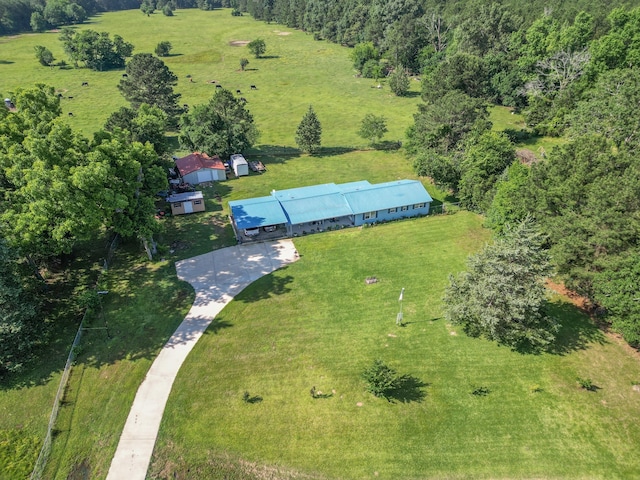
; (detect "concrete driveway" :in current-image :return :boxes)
[106,240,298,480]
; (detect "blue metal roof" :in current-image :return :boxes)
[229,196,288,229]
[272,183,353,224]
[343,180,433,214]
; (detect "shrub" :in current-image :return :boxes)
[577,377,596,391]
[472,386,490,396]
[362,359,402,398]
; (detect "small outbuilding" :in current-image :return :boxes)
[175,152,226,185]
[167,191,205,215]
[230,154,249,177]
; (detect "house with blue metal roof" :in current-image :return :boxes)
[228,180,432,240]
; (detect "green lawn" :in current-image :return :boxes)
[1,8,640,480]
[0,9,421,146]
[150,212,640,479]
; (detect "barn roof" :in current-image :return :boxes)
[343,180,433,214]
[175,152,225,176]
[229,196,289,230]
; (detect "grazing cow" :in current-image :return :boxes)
[236,89,241,94]
[216,84,222,89]
[250,85,257,90]
[183,104,189,108]
[57,93,63,98]
[68,96,73,99]
[81,82,88,86]
[122,73,128,78]
[239,97,247,103]
[68,112,74,116]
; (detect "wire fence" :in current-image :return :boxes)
[30,233,119,480]
[429,202,462,215]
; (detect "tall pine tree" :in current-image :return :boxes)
[444,217,558,351]
[295,105,322,154]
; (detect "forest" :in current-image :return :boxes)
[1,0,639,372]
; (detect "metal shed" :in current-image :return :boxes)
[175,153,226,185]
[167,191,205,215]
[230,154,249,177]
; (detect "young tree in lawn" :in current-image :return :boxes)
[350,42,380,74]
[34,45,55,66]
[118,53,182,120]
[179,89,259,159]
[247,38,266,58]
[358,113,388,146]
[444,217,558,351]
[388,67,410,96]
[155,41,172,57]
[295,105,322,154]
[240,58,249,70]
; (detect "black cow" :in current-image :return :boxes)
[68,112,74,116]
[216,84,222,89]
[82,82,88,86]
[250,85,257,90]
[236,89,241,94]
[122,73,128,78]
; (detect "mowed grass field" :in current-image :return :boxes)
[0,9,421,146]
[0,8,639,480]
[151,212,640,479]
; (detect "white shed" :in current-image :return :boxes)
[230,154,249,177]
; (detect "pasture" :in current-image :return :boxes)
[0,8,639,480]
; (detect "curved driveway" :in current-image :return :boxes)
[106,240,299,480]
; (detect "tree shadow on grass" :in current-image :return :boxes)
[546,300,606,355]
[234,270,294,303]
[314,146,357,158]
[386,376,429,403]
[247,145,301,162]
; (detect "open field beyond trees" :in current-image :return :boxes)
[1,8,639,480]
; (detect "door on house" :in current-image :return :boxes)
[184,201,193,214]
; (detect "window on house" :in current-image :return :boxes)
[401,206,408,211]
[413,203,425,209]
[388,207,397,213]
[193,200,202,205]
[173,203,181,208]
[363,211,377,220]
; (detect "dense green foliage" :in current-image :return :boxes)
[295,105,322,153]
[0,240,40,376]
[59,27,134,70]
[444,218,557,351]
[179,89,259,159]
[247,38,266,58]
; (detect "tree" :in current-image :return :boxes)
[59,28,134,71]
[444,218,558,351]
[388,67,410,96]
[295,105,322,154]
[486,161,532,232]
[239,57,249,70]
[593,251,640,347]
[406,90,490,156]
[140,0,154,15]
[155,41,172,57]
[0,240,41,376]
[104,103,168,155]
[118,53,182,120]
[350,41,379,74]
[34,45,55,66]
[162,3,174,15]
[179,89,259,159]
[247,38,266,58]
[358,113,387,145]
[30,11,48,31]
[458,131,515,212]
[362,359,405,399]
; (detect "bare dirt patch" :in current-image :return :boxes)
[229,40,250,47]
[277,31,292,35]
